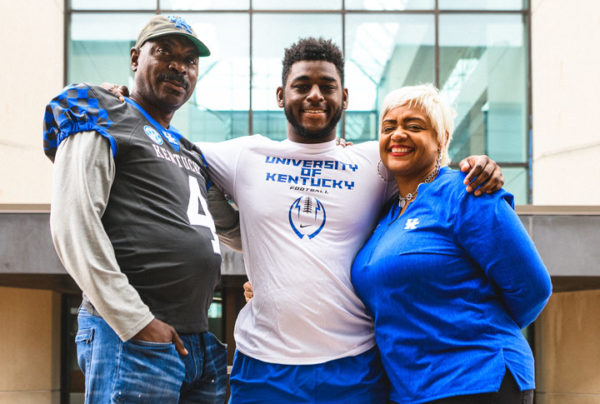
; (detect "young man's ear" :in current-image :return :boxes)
[342,88,349,110]
[130,47,140,72]
[276,87,284,108]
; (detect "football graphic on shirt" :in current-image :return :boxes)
[288,196,327,239]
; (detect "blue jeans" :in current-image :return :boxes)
[76,308,227,403]
[228,347,389,403]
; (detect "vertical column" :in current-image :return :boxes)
[0,287,62,404]
[535,289,600,403]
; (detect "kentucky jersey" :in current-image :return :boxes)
[199,136,397,364]
[44,84,222,334]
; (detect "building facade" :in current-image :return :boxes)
[1,0,599,403]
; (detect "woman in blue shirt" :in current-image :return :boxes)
[351,84,552,404]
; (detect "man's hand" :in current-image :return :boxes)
[100,82,130,103]
[243,281,253,303]
[335,137,353,148]
[458,155,504,196]
[133,318,188,356]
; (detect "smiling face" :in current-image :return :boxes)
[379,104,440,185]
[277,60,348,144]
[130,35,199,122]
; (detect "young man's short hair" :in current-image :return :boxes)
[282,37,344,86]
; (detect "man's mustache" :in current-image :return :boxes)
[158,73,189,90]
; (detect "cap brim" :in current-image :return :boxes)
[187,36,211,57]
[143,32,210,57]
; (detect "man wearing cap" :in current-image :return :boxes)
[43,15,233,403]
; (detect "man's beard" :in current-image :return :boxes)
[284,103,343,141]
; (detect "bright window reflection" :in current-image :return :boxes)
[67,7,531,202]
[69,13,249,142]
[345,14,435,142]
[70,0,156,10]
[253,0,341,10]
[160,0,249,10]
[69,13,153,84]
[503,167,528,204]
[439,0,525,10]
[175,14,250,142]
[345,0,434,10]
[440,14,527,164]
[252,13,341,140]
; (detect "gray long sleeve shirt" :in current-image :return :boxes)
[50,132,240,341]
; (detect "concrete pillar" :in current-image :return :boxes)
[535,289,600,403]
[0,287,62,404]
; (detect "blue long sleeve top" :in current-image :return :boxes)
[351,167,552,403]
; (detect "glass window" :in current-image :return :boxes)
[252,13,342,139]
[70,0,156,10]
[67,7,531,201]
[439,14,528,164]
[69,13,249,143]
[503,167,528,205]
[207,291,224,340]
[439,0,526,10]
[253,0,342,10]
[345,0,434,10]
[69,13,153,85]
[160,0,250,10]
[345,14,435,142]
[172,14,250,142]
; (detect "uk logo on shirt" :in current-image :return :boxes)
[404,218,420,230]
[144,125,163,145]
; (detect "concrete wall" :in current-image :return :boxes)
[535,289,600,403]
[531,0,600,204]
[0,287,61,404]
[0,2,65,397]
[531,2,600,402]
[0,1,64,204]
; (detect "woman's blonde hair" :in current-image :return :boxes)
[380,84,456,166]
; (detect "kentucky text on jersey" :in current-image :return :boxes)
[152,144,202,175]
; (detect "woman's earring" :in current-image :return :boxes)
[377,160,393,182]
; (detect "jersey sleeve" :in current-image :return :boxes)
[43,83,119,162]
[454,189,552,329]
[196,137,250,199]
[50,132,154,341]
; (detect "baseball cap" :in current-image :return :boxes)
[135,15,210,57]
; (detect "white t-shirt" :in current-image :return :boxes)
[199,136,395,365]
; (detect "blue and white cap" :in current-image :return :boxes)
[135,15,210,57]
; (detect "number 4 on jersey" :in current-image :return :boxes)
[186,176,221,255]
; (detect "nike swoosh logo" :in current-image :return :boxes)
[299,224,311,228]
